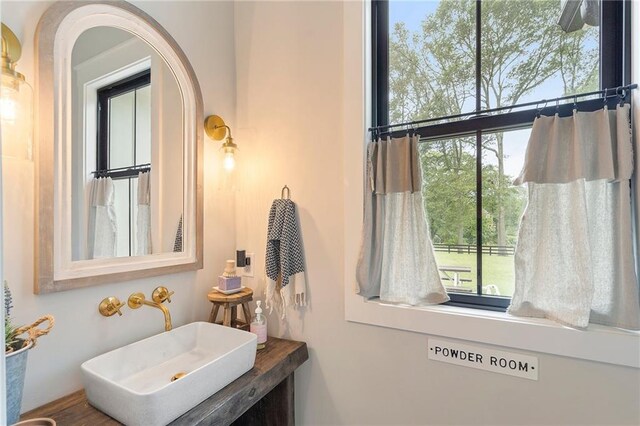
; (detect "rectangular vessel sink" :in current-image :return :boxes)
[81,322,257,426]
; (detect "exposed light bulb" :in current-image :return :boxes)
[0,94,17,123]
[1,24,34,161]
[223,151,235,171]
[1,76,33,160]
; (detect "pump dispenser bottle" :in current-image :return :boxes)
[250,301,267,350]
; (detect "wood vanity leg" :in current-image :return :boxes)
[232,373,295,426]
[269,373,295,425]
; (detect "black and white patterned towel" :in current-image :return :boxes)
[265,198,307,315]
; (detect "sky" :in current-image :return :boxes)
[389,0,439,32]
[388,0,598,178]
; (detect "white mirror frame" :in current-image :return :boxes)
[35,1,203,293]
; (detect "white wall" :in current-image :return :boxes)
[234,2,640,425]
[1,0,237,411]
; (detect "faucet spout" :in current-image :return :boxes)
[127,292,173,331]
[142,300,172,331]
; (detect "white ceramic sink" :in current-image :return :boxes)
[81,322,257,426]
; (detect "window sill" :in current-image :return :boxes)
[344,294,640,368]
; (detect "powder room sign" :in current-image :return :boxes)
[428,338,539,380]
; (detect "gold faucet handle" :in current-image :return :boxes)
[128,292,145,309]
[99,297,125,317]
[152,286,174,303]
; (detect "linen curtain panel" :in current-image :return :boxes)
[88,177,117,259]
[136,171,152,255]
[357,135,449,305]
[509,105,640,329]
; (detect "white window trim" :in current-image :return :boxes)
[345,296,640,368]
[342,0,640,369]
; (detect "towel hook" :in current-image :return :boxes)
[281,185,290,199]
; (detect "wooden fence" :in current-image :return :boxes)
[433,244,515,256]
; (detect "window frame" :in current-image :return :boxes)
[96,69,151,179]
[371,0,631,310]
[95,69,151,256]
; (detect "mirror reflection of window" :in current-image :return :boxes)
[70,26,184,262]
[96,70,152,258]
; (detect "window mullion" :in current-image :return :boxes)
[475,0,482,111]
[133,88,138,166]
[476,131,483,296]
[373,0,389,126]
[600,0,625,89]
[475,0,483,296]
[129,178,133,256]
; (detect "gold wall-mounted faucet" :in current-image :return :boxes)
[128,286,174,331]
[99,296,125,317]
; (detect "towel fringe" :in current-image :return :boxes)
[265,277,307,320]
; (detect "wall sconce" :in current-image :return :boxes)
[1,23,33,160]
[204,115,237,171]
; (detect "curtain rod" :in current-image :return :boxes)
[91,163,151,176]
[370,83,638,133]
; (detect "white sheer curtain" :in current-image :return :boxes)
[88,177,117,259]
[357,135,448,305]
[136,171,151,255]
[508,105,640,329]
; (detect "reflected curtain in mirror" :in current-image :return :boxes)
[88,177,116,259]
[136,171,151,255]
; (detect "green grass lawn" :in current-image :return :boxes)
[434,251,515,297]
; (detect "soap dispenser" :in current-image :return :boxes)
[250,301,267,350]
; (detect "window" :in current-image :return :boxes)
[96,69,151,257]
[372,0,629,309]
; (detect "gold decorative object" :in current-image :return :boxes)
[128,287,173,331]
[204,114,237,171]
[98,297,125,317]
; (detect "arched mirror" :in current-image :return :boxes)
[35,1,203,293]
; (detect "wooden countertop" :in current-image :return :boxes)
[21,337,308,426]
